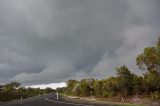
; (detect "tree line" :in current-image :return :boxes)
[0,82,55,101]
[57,37,160,99]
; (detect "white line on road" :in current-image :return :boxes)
[0,101,23,106]
[45,99,94,106]
[0,93,54,106]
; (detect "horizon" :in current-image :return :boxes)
[26,82,66,89]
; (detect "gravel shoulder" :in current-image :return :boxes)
[61,94,144,106]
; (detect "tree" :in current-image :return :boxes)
[132,75,144,95]
[93,80,103,97]
[116,65,134,96]
[0,85,3,91]
[136,38,160,93]
[143,70,160,92]
[102,77,119,97]
[66,80,78,95]
[72,83,81,96]
[79,79,94,96]
[9,82,21,89]
[136,38,160,72]
[45,87,54,93]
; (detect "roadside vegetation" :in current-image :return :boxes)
[57,37,160,104]
[0,82,55,101]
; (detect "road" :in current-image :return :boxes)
[0,93,110,106]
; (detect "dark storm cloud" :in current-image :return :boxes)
[0,0,159,85]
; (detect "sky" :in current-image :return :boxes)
[0,0,160,87]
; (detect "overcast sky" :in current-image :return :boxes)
[0,0,160,85]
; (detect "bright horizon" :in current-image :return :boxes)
[26,82,66,89]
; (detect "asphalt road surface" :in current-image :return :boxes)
[0,93,110,106]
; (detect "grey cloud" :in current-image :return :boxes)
[0,0,159,85]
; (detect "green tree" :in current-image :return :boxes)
[102,77,119,97]
[66,80,78,95]
[9,82,21,89]
[136,38,160,94]
[116,65,134,96]
[45,87,54,93]
[143,70,160,92]
[72,83,81,96]
[136,38,160,72]
[0,85,3,91]
[132,75,144,95]
[93,80,103,97]
[79,79,93,96]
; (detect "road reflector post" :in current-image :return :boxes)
[56,92,59,100]
[122,97,124,103]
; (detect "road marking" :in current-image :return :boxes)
[0,94,52,106]
[0,101,23,106]
[44,98,48,100]
[0,93,56,106]
[45,99,94,106]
